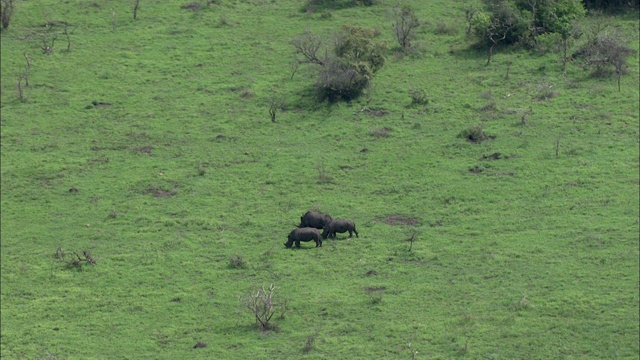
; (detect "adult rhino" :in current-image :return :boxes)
[285,227,323,248]
[322,219,359,239]
[299,210,333,230]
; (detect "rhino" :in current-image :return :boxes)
[322,219,359,239]
[299,210,333,229]
[285,227,323,248]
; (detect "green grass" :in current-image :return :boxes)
[1,0,638,358]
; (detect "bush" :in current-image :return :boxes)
[294,25,387,102]
[458,126,491,143]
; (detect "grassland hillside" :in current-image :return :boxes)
[1,0,638,358]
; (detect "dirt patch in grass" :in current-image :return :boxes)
[481,152,510,160]
[181,2,201,10]
[380,214,420,226]
[87,101,112,109]
[469,166,483,174]
[366,109,389,117]
[132,146,154,154]
[370,127,392,138]
[147,187,177,198]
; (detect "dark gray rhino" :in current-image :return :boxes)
[299,210,333,229]
[285,227,323,248]
[322,219,359,239]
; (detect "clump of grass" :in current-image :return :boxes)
[478,90,493,99]
[510,293,531,311]
[229,255,247,269]
[535,79,558,101]
[434,22,458,36]
[364,286,385,304]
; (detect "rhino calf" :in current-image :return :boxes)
[322,219,359,239]
[285,227,323,248]
[299,210,333,229]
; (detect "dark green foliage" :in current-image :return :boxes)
[582,0,639,10]
[470,0,586,49]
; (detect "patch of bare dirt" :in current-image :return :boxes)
[370,127,392,138]
[147,187,177,198]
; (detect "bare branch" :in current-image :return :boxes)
[292,29,325,66]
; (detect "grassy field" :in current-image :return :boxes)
[1,0,638,358]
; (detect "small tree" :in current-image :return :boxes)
[133,0,140,20]
[1,0,14,31]
[394,5,420,50]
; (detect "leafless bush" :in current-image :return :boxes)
[575,26,632,91]
[54,247,97,271]
[292,29,325,66]
[240,284,280,331]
